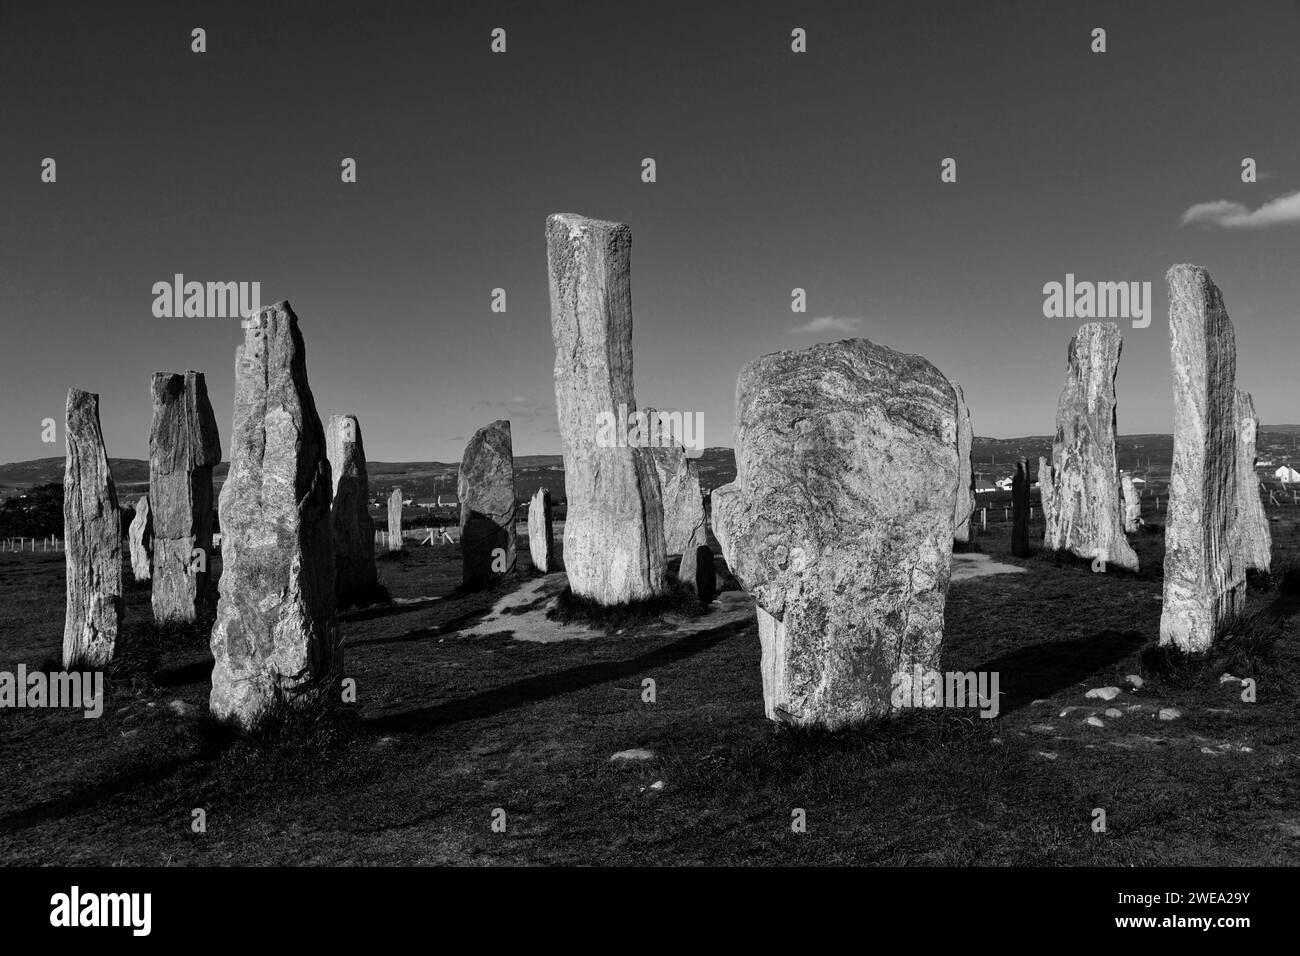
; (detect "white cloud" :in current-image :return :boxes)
[788,315,864,335]
[1179,190,1300,229]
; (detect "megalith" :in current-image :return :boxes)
[545,212,667,604]
[1120,473,1142,534]
[63,388,123,667]
[1235,390,1271,573]
[128,495,153,583]
[209,302,338,728]
[528,488,558,573]
[387,489,403,552]
[149,370,221,622]
[327,413,378,607]
[952,384,976,543]
[458,419,517,588]
[1011,457,1030,558]
[641,407,710,593]
[1160,265,1246,652]
[1040,322,1139,571]
[711,338,958,728]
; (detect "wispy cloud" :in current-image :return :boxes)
[1179,190,1300,229]
[471,394,554,423]
[788,315,864,335]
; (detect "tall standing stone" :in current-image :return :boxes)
[641,407,710,593]
[1235,390,1271,573]
[1120,473,1141,533]
[127,495,153,583]
[1011,458,1030,558]
[458,419,517,588]
[63,388,123,667]
[1038,455,1055,537]
[952,384,976,543]
[387,488,403,552]
[545,212,667,604]
[711,339,958,728]
[149,370,221,622]
[1160,265,1245,652]
[327,413,378,607]
[1040,322,1139,571]
[528,488,557,573]
[209,302,338,728]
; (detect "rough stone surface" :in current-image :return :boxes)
[641,407,711,594]
[1038,456,1054,533]
[209,302,338,728]
[458,419,517,588]
[327,413,378,607]
[387,488,403,552]
[149,370,221,622]
[952,384,975,543]
[128,495,153,583]
[1120,472,1141,533]
[63,388,123,667]
[528,488,557,573]
[545,212,667,604]
[1235,389,1271,573]
[1040,322,1138,571]
[1161,265,1245,652]
[711,338,958,728]
[1011,457,1030,558]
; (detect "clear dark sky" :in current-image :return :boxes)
[2,0,1298,464]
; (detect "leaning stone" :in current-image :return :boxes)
[327,413,378,607]
[1120,472,1142,534]
[149,370,222,622]
[458,419,517,588]
[1235,390,1271,573]
[209,302,338,729]
[545,213,668,604]
[127,495,153,583]
[528,488,558,573]
[712,338,958,728]
[952,383,976,543]
[1041,322,1138,571]
[63,388,123,667]
[387,488,403,552]
[1160,265,1246,652]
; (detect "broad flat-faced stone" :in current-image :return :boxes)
[641,407,710,593]
[545,213,667,604]
[63,388,123,667]
[387,488,403,552]
[458,419,517,587]
[1120,472,1141,534]
[1160,265,1245,652]
[711,338,958,728]
[327,413,378,607]
[1235,390,1271,573]
[209,302,338,728]
[528,488,557,573]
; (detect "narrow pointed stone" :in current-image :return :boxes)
[1235,390,1271,573]
[327,413,378,607]
[1120,473,1141,534]
[128,495,153,582]
[641,407,710,593]
[387,489,403,552]
[1012,458,1030,558]
[528,488,558,573]
[952,384,975,543]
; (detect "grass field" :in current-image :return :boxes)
[1,502,1298,866]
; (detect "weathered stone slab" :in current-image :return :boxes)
[1012,457,1030,558]
[1235,390,1271,573]
[149,370,221,622]
[528,488,557,573]
[1120,473,1141,534]
[711,338,958,728]
[545,212,667,604]
[128,495,153,583]
[641,407,711,594]
[953,384,975,543]
[387,488,403,552]
[63,388,123,667]
[458,419,517,588]
[1038,455,1054,544]
[209,302,338,728]
[1160,265,1245,652]
[327,413,378,607]
[1040,322,1138,571]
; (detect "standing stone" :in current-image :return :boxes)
[149,370,221,622]
[711,338,958,728]
[1011,458,1030,558]
[209,302,338,728]
[641,407,710,593]
[458,419,517,588]
[545,212,667,604]
[63,388,123,667]
[387,488,403,552]
[528,488,558,573]
[1038,455,1055,538]
[1040,322,1139,571]
[1236,390,1271,573]
[127,495,153,583]
[952,384,976,543]
[1120,472,1142,533]
[327,413,378,607]
[1160,265,1246,652]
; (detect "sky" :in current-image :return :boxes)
[2,0,1298,465]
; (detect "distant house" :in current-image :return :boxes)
[1131,477,1146,485]
[1275,465,1300,483]
[974,483,997,493]
[994,477,1014,491]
